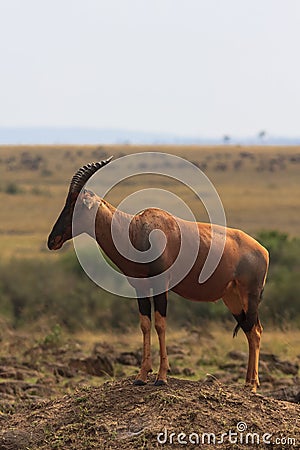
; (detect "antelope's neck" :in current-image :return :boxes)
[95,200,133,265]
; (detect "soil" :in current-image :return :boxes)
[0,376,299,449]
[0,335,299,449]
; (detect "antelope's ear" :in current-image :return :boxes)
[82,190,98,210]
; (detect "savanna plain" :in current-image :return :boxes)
[0,145,299,449]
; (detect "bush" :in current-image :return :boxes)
[0,253,138,331]
[256,230,300,327]
[0,230,299,331]
[5,182,23,195]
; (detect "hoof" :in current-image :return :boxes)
[154,379,167,386]
[133,379,147,386]
[244,383,258,394]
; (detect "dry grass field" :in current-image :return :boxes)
[0,144,299,259]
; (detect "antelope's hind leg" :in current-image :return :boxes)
[134,297,153,386]
[244,312,263,393]
[223,284,262,393]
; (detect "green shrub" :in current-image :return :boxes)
[256,230,300,326]
[5,182,23,195]
[0,230,299,331]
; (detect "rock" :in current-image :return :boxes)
[0,367,17,380]
[0,429,31,450]
[92,341,116,357]
[84,355,114,377]
[53,364,75,378]
[259,372,275,383]
[276,360,299,376]
[202,374,220,385]
[182,368,195,377]
[260,353,299,375]
[167,345,187,356]
[70,355,114,377]
[227,350,247,361]
[273,377,296,388]
[0,381,27,395]
[219,362,243,370]
[260,353,278,363]
[265,385,300,403]
[116,351,142,367]
[169,366,181,375]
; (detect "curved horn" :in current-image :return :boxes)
[69,156,113,194]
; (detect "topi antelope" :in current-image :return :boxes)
[48,157,269,392]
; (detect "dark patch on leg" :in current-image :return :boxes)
[232,312,244,337]
[233,310,258,337]
[137,298,151,320]
[154,293,167,317]
[233,292,261,337]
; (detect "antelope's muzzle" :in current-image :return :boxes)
[48,235,64,250]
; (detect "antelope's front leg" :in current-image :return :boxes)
[134,297,152,386]
[154,293,169,386]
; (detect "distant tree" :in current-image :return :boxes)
[258,130,266,143]
[223,135,230,144]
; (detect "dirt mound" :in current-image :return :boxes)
[0,328,299,449]
[0,376,299,450]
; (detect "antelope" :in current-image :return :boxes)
[48,158,269,392]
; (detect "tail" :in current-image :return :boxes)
[233,322,241,338]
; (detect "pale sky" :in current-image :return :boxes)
[1,0,300,137]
